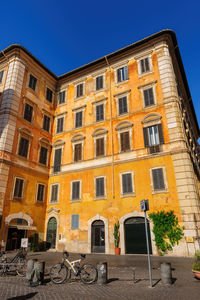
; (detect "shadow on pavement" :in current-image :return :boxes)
[7,292,38,300]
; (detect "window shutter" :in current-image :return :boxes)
[19,137,29,157]
[96,104,104,121]
[117,69,121,82]
[57,117,64,133]
[76,111,82,127]
[51,185,58,202]
[54,148,62,172]
[152,168,165,190]
[24,104,33,122]
[0,70,4,83]
[121,132,130,151]
[71,214,79,229]
[158,123,164,144]
[141,59,145,73]
[96,138,104,156]
[14,179,23,198]
[143,128,149,147]
[124,65,129,80]
[74,144,82,161]
[39,147,47,165]
[72,182,80,200]
[145,58,150,72]
[122,174,132,194]
[96,178,104,197]
[43,115,50,132]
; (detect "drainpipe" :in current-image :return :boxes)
[104,56,115,199]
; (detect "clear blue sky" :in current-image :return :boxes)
[1,0,200,126]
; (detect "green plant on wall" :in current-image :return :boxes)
[114,221,120,248]
[149,210,183,256]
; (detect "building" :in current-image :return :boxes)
[0,30,200,256]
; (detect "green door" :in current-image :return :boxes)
[125,217,152,254]
[46,217,57,249]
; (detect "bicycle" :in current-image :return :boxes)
[50,251,97,284]
[0,248,27,277]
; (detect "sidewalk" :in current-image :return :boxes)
[0,251,199,300]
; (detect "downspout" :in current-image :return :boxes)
[105,56,115,199]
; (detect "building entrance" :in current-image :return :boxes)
[124,217,152,254]
[46,217,57,249]
[91,220,105,253]
[6,227,26,250]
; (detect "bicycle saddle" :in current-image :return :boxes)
[80,254,86,259]
[63,251,69,257]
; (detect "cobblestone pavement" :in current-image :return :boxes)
[0,252,199,300]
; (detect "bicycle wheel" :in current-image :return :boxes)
[50,263,68,284]
[80,264,97,284]
[0,257,11,276]
[16,257,27,277]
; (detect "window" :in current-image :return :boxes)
[96,75,103,90]
[96,137,104,157]
[53,148,62,172]
[71,215,79,230]
[75,111,83,128]
[56,117,64,133]
[151,168,166,191]
[143,87,154,107]
[120,131,130,152]
[43,115,50,132]
[76,83,84,98]
[0,70,4,83]
[46,88,53,103]
[71,181,80,201]
[96,104,104,122]
[74,143,82,162]
[29,74,37,91]
[121,173,133,195]
[95,177,105,198]
[37,184,45,202]
[50,184,59,202]
[140,57,150,74]
[18,137,29,158]
[24,103,33,122]
[143,124,164,147]
[58,91,65,105]
[13,178,24,198]
[118,96,128,115]
[117,66,129,83]
[39,146,48,165]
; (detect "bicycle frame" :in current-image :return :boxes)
[63,257,82,275]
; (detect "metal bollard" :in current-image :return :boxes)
[97,262,107,284]
[160,263,172,285]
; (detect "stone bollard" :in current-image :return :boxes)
[97,262,107,284]
[160,263,172,285]
[26,259,37,282]
[32,261,45,285]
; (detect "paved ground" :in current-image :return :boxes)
[0,251,199,300]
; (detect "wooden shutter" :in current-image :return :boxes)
[124,65,129,80]
[74,143,82,161]
[51,185,58,202]
[76,111,82,127]
[19,137,29,157]
[145,58,150,72]
[152,168,165,190]
[96,138,104,156]
[14,179,23,198]
[143,128,149,147]
[54,148,61,172]
[158,124,164,144]
[122,174,132,194]
[96,104,104,121]
[117,69,121,82]
[37,184,44,201]
[24,103,33,122]
[43,115,50,131]
[96,178,104,197]
[71,215,79,229]
[39,147,48,165]
[121,132,130,151]
[72,181,80,200]
[57,117,64,133]
[119,97,127,114]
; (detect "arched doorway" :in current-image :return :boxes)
[91,220,105,253]
[46,217,57,249]
[124,217,152,254]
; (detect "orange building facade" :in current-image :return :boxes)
[0,30,200,256]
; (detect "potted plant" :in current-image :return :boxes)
[192,250,200,279]
[113,221,120,255]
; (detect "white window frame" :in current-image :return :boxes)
[73,140,84,162]
[73,105,86,128]
[114,62,129,85]
[114,90,131,116]
[12,177,25,200]
[70,180,82,202]
[115,122,133,153]
[149,166,168,194]
[95,74,105,92]
[120,171,135,197]
[49,183,60,203]
[138,81,157,108]
[94,176,106,200]
[92,98,107,123]
[36,182,46,203]
[136,52,153,77]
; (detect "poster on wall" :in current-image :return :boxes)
[21,238,28,248]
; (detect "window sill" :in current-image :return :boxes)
[152,189,168,195]
[120,193,135,198]
[49,201,59,204]
[143,103,156,110]
[70,199,81,203]
[115,79,129,87]
[94,196,107,201]
[57,102,66,107]
[36,200,44,205]
[12,197,23,201]
[94,88,105,94]
[74,95,84,101]
[139,70,153,78]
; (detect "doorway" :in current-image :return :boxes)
[124,217,152,254]
[6,227,26,250]
[46,217,57,249]
[91,220,105,253]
